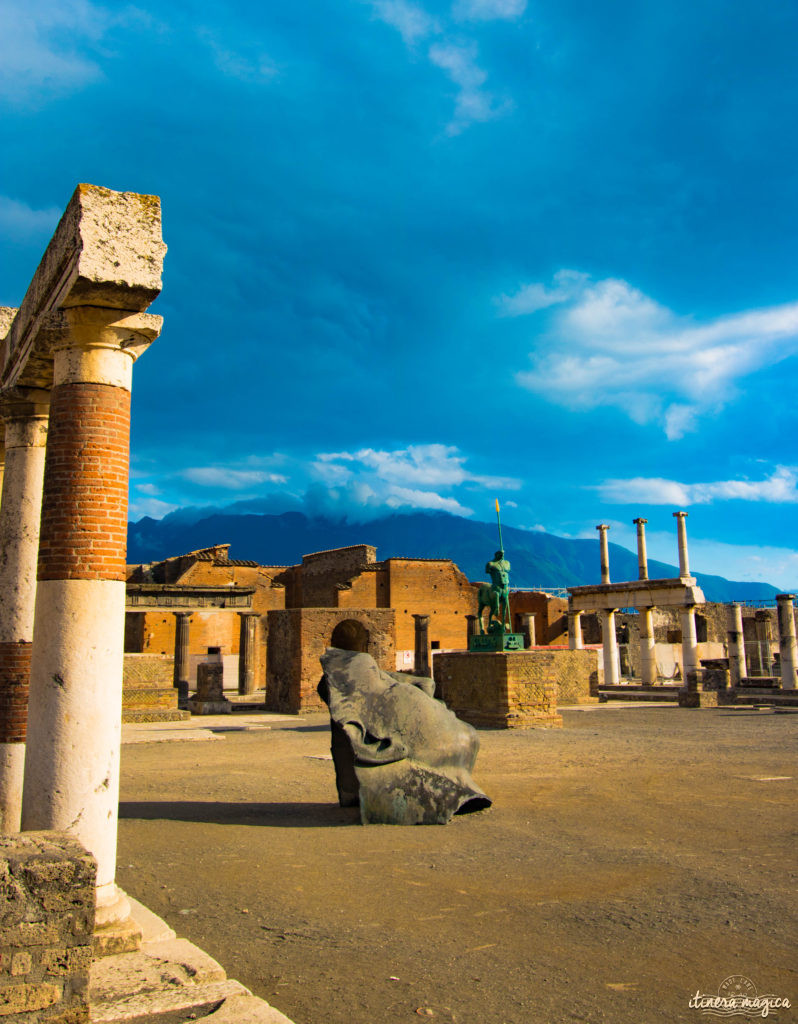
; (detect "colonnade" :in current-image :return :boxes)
[171,608,261,700]
[0,184,166,935]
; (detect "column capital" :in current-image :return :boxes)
[237,609,260,617]
[596,523,610,532]
[776,593,796,602]
[672,510,688,519]
[42,307,163,391]
[632,517,648,525]
[412,614,430,625]
[172,610,193,619]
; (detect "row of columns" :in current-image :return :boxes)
[172,610,260,703]
[596,511,692,587]
[727,595,798,691]
[0,309,160,929]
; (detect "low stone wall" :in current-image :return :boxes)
[122,654,188,723]
[0,831,95,1023]
[433,652,564,729]
[524,647,599,704]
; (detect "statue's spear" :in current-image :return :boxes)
[495,498,504,553]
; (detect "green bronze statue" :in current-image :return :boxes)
[477,549,511,634]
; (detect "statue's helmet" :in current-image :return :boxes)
[495,550,504,559]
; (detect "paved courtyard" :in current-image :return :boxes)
[117,705,797,1024]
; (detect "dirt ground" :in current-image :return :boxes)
[117,705,797,1024]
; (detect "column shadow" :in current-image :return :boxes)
[118,800,360,828]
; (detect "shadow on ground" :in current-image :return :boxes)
[118,800,360,827]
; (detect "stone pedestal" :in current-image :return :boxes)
[468,631,525,653]
[188,653,231,715]
[433,652,563,729]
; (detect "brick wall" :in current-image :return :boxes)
[0,831,95,1022]
[0,642,32,744]
[266,608,395,713]
[386,559,476,654]
[508,593,569,644]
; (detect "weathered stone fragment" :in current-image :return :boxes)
[318,648,491,825]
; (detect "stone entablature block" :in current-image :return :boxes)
[126,584,255,610]
[568,577,705,612]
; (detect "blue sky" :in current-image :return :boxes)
[2,0,798,586]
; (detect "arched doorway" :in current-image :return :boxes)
[330,618,369,653]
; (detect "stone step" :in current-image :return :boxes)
[598,686,680,702]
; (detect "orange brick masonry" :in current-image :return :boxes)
[0,641,32,742]
[38,382,131,582]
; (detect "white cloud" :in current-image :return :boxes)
[371,0,512,133]
[317,443,520,490]
[371,0,438,44]
[597,466,798,506]
[510,270,798,438]
[128,496,179,520]
[198,28,278,82]
[0,196,60,242]
[0,0,151,103]
[428,40,507,133]
[452,0,526,21]
[136,483,162,497]
[183,466,288,489]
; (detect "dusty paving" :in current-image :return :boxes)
[117,706,797,1024]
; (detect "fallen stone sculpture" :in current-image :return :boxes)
[318,648,491,825]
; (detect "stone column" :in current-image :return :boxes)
[638,606,657,685]
[172,611,192,706]
[568,610,584,650]
[466,614,478,645]
[518,612,535,649]
[673,511,690,578]
[413,614,430,677]
[680,606,699,679]
[0,389,49,833]
[776,594,797,690]
[727,603,747,687]
[633,517,648,580]
[600,609,620,686]
[238,611,259,695]
[754,610,773,676]
[22,308,160,929]
[596,524,610,584]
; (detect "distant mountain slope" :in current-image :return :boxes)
[127,510,780,603]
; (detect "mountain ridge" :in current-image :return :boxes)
[127,509,780,603]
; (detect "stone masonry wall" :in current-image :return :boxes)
[387,559,477,654]
[0,831,95,1023]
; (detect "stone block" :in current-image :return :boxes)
[434,652,564,729]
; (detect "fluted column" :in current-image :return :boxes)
[413,614,430,677]
[173,611,192,705]
[600,609,620,686]
[673,511,690,578]
[596,524,610,584]
[727,603,746,687]
[638,606,656,684]
[568,610,583,650]
[633,517,648,580]
[238,611,259,695]
[22,307,160,928]
[680,606,699,679]
[0,390,49,832]
[776,594,797,690]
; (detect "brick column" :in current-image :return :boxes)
[238,611,259,695]
[633,517,648,580]
[727,603,747,687]
[639,606,656,684]
[22,308,160,929]
[413,614,430,677]
[568,610,583,650]
[776,594,797,690]
[0,389,49,833]
[680,606,699,680]
[596,524,610,583]
[173,611,192,706]
[600,609,620,686]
